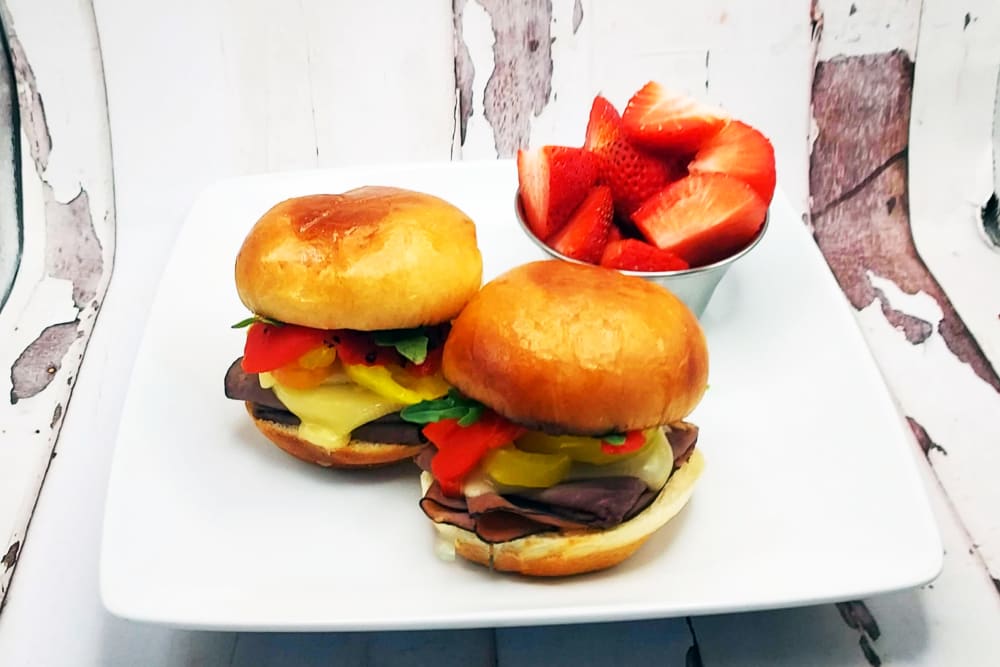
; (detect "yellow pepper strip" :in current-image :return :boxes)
[515,430,653,465]
[483,446,572,488]
[268,345,338,389]
[343,362,449,405]
[298,345,336,369]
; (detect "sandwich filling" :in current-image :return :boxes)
[225,318,451,449]
[400,394,699,543]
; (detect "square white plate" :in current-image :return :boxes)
[100,160,942,630]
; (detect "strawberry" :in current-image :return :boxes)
[583,95,678,218]
[688,120,776,202]
[517,146,598,240]
[600,239,690,272]
[548,185,614,263]
[622,81,729,153]
[632,173,767,266]
[607,224,624,245]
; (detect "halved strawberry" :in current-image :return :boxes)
[548,185,613,263]
[688,120,776,202]
[583,96,678,218]
[600,239,690,272]
[517,146,598,240]
[632,173,767,266]
[622,81,729,153]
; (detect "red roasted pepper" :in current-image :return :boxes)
[241,323,328,373]
[600,430,646,455]
[424,412,527,496]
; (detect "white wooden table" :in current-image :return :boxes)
[1,1,999,664]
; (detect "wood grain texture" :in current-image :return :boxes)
[0,0,114,613]
[0,0,998,664]
[811,51,1000,392]
[801,1,1000,661]
[455,0,553,157]
[0,22,17,309]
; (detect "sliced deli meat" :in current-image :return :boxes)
[666,422,699,465]
[225,357,286,409]
[421,475,658,543]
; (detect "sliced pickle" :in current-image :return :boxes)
[515,430,653,465]
[343,363,448,404]
[566,429,674,490]
[483,446,572,488]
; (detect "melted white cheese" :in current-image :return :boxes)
[259,372,404,450]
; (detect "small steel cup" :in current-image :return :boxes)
[514,193,769,318]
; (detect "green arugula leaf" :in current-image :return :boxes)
[231,314,284,329]
[457,404,483,427]
[373,328,429,364]
[600,432,626,446]
[400,390,484,426]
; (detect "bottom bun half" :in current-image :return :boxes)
[246,403,425,468]
[420,449,705,577]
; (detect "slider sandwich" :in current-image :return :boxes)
[225,187,483,467]
[402,260,707,576]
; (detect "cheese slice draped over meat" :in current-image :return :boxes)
[259,372,404,450]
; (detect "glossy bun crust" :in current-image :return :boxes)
[235,187,483,330]
[247,404,424,468]
[422,450,704,576]
[442,261,709,435]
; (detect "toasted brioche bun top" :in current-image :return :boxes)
[235,187,483,330]
[442,260,709,434]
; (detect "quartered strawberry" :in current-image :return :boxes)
[688,120,776,202]
[632,173,767,266]
[583,95,678,218]
[607,224,624,245]
[517,146,598,240]
[600,239,690,272]
[622,81,729,154]
[548,185,614,263]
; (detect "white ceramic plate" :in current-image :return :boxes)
[100,160,942,630]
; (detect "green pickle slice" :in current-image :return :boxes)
[482,446,572,488]
[514,430,653,465]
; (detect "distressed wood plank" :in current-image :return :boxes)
[808,1,1000,592]
[907,0,1000,581]
[0,0,115,613]
[0,21,17,308]
[496,619,692,666]
[1,1,998,665]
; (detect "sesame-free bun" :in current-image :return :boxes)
[235,187,483,330]
[247,403,424,468]
[442,261,709,435]
[421,450,704,576]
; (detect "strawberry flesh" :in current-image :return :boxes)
[517,146,598,240]
[632,173,767,266]
[688,120,776,202]
[600,239,690,272]
[549,185,614,263]
[584,95,678,218]
[622,81,729,153]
